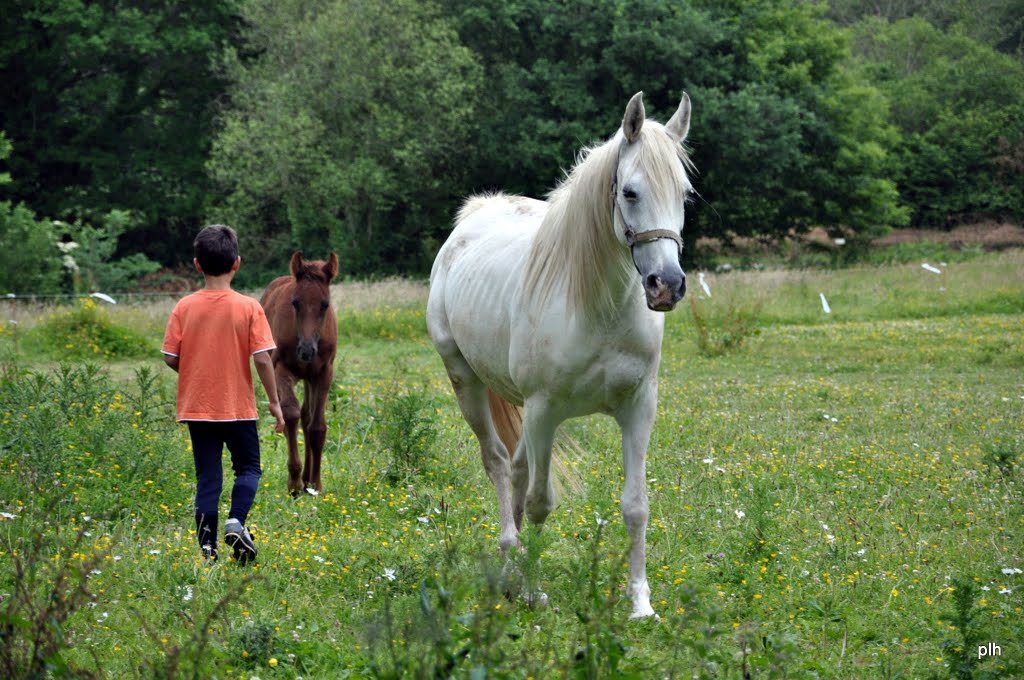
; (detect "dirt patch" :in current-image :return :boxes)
[874,221,1024,249]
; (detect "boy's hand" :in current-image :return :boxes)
[269,402,285,433]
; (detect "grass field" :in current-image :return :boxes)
[1,251,1022,678]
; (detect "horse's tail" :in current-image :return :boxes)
[487,389,584,496]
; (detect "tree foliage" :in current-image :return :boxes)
[207,0,481,280]
[0,133,61,295]
[0,0,241,263]
[0,133,159,295]
[850,17,1024,225]
[827,0,1024,57]
[0,0,1021,283]
[444,0,906,247]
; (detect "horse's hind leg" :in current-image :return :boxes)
[516,400,559,528]
[437,348,518,553]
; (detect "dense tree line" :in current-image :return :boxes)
[1,0,1022,290]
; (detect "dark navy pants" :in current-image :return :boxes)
[187,420,262,548]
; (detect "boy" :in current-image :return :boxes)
[161,224,285,562]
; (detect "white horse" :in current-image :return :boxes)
[427,91,693,619]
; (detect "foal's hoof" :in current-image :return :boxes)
[304,487,320,497]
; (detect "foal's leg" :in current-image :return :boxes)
[276,366,303,496]
[615,385,658,619]
[304,365,332,493]
[440,353,518,553]
[299,382,311,491]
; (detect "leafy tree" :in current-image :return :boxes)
[58,210,161,293]
[692,0,906,243]
[0,0,241,264]
[851,17,1024,225]
[0,204,62,296]
[207,0,482,280]
[442,0,905,250]
[0,131,159,295]
[0,133,61,295]
[826,0,1024,57]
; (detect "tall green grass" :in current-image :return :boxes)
[0,250,1022,677]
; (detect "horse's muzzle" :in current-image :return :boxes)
[644,272,685,312]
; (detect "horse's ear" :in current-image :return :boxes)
[622,91,645,143]
[323,253,339,282]
[289,251,304,277]
[666,92,691,143]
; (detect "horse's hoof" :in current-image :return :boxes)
[628,606,657,620]
[305,487,320,497]
[289,490,302,499]
[526,590,549,610]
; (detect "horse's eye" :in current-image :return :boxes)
[291,299,300,309]
[319,301,329,312]
[622,188,638,202]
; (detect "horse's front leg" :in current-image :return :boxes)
[615,384,658,619]
[276,367,303,497]
[302,365,332,493]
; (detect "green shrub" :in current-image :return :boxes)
[27,298,153,359]
[0,363,176,501]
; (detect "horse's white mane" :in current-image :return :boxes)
[523,122,693,319]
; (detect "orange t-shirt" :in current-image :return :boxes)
[161,289,276,422]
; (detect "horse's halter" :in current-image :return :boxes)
[611,167,684,274]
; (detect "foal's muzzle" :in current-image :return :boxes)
[296,339,318,363]
[644,271,686,312]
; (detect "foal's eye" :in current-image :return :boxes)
[291,299,300,309]
[319,301,329,313]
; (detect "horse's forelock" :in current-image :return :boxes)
[633,123,692,202]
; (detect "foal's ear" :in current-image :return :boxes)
[323,253,339,282]
[666,92,691,143]
[289,251,304,277]
[622,91,645,143]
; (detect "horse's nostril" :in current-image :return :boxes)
[645,274,661,290]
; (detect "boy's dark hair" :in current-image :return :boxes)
[194,224,239,276]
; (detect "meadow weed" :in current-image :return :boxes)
[374,373,440,484]
[0,507,106,679]
[686,288,762,357]
[982,442,1019,477]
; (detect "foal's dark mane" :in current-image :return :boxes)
[293,261,331,284]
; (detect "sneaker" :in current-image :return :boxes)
[201,544,219,561]
[224,518,257,564]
